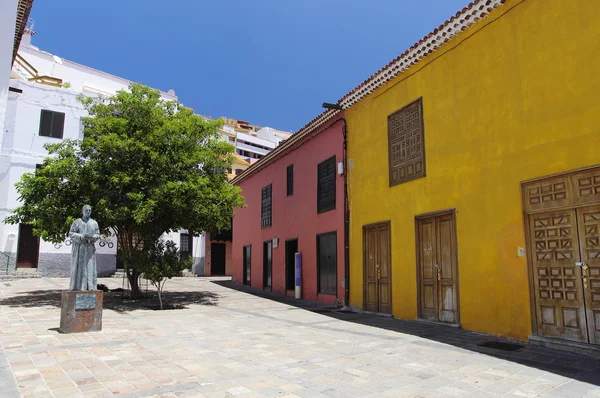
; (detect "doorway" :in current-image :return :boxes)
[263,240,272,290]
[285,239,298,291]
[416,210,460,324]
[523,166,600,345]
[16,224,39,269]
[363,222,392,314]
[243,245,251,286]
[210,243,226,276]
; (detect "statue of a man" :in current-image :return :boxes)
[69,205,101,290]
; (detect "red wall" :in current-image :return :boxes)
[232,116,345,305]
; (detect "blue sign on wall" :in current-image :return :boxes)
[295,253,302,287]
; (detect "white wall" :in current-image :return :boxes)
[0,0,19,153]
[0,80,116,262]
[16,45,177,102]
[255,127,290,145]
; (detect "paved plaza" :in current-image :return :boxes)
[0,277,599,398]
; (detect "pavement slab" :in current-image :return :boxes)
[0,277,599,397]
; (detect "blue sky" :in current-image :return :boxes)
[30,0,469,132]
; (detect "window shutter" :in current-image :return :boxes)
[51,111,65,138]
[388,97,425,186]
[261,184,272,228]
[317,156,336,213]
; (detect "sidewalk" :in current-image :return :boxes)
[0,276,599,397]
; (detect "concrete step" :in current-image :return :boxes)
[0,268,42,280]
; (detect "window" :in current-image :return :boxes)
[286,164,294,196]
[317,156,336,213]
[388,97,425,186]
[317,232,337,295]
[39,110,65,139]
[180,233,193,258]
[261,184,272,228]
[235,169,242,176]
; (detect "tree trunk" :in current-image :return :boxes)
[157,282,164,310]
[126,267,141,298]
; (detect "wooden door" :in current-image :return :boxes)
[416,211,459,323]
[529,209,588,342]
[16,224,39,268]
[576,206,600,344]
[363,222,392,314]
[317,233,337,295]
[243,245,251,286]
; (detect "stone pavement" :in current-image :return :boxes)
[0,277,598,398]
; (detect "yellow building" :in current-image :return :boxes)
[342,0,600,348]
[228,153,250,181]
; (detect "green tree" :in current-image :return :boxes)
[4,84,244,296]
[138,239,193,310]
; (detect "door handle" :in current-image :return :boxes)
[437,268,441,281]
[377,267,381,280]
[576,262,590,272]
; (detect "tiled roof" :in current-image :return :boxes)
[338,0,505,109]
[231,0,505,185]
[12,0,33,64]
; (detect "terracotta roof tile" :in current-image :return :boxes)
[12,0,33,64]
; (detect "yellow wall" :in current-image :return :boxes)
[347,0,600,341]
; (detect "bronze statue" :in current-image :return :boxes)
[68,205,101,290]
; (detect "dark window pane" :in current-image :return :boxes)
[39,110,65,139]
[287,164,294,196]
[317,156,336,213]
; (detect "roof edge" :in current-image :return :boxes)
[12,0,33,65]
[231,110,341,185]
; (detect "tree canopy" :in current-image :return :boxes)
[5,83,244,294]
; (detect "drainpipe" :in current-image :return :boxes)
[321,103,351,310]
[342,121,350,310]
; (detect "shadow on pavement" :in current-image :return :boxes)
[212,280,600,386]
[0,289,219,312]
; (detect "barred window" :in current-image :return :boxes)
[180,233,193,257]
[261,184,272,228]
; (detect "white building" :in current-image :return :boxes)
[0,21,210,277]
[217,117,291,165]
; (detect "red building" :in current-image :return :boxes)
[231,113,347,305]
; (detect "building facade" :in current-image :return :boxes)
[200,121,290,277]
[230,114,346,305]
[341,0,600,348]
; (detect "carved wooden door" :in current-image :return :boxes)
[417,211,459,323]
[363,223,392,314]
[576,206,600,344]
[529,210,588,342]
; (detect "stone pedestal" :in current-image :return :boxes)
[59,290,103,333]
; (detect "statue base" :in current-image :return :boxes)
[59,290,103,333]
